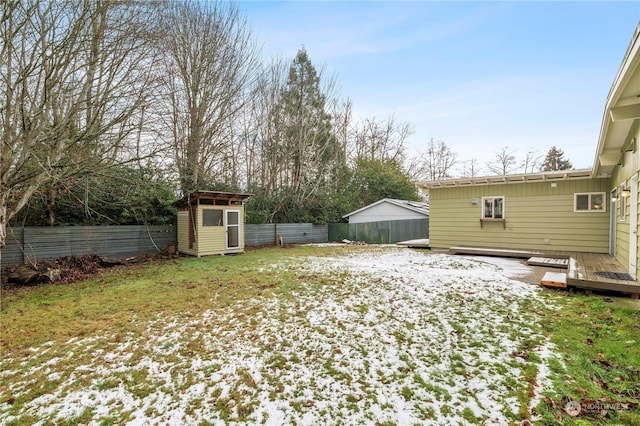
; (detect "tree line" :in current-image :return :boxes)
[0,1,574,251]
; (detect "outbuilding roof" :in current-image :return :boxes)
[173,190,253,208]
[342,198,430,219]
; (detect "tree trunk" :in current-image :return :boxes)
[0,201,6,286]
[46,185,58,226]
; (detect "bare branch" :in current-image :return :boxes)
[486,146,518,175]
[1,0,158,248]
[407,138,457,181]
[154,0,259,195]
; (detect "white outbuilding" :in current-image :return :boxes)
[343,198,430,224]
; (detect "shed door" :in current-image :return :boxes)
[226,210,240,249]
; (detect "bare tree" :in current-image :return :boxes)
[521,148,542,173]
[351,115,412,164]
[1,0,158,263]
[407,138,457,181]
[331,99,352,176]
[486,146,518,175]
[231,58,289,194]
[460,158,482,178]
[155,1,259,195]
[257,59,290,195]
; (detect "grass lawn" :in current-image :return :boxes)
[1,246,639,425]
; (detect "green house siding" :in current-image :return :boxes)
[429,178,611,252]
[610,123,640,276]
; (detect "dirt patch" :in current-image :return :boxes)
[1,253,165,288]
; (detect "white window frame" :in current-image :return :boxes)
[202,208,223,226]
[225,209,240,249]
[481,196,505,219]
[574,192,606,213]
[619,186,627,222]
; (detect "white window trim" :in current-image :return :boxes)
[481,196,505,219]
[619,187,627,222]
[202,208,224,226]
[574,192,606,213]
[225,209,241,249]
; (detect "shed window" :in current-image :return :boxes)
[482,197,504,219]
[574,193,605,212]
[203,209,223,226]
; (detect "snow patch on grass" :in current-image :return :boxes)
[1,248,556,425]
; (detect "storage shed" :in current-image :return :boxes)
[173,191,252,256]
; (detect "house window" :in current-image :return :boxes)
[620,186,627,221]
[574,193,605,212]
[482,197,505,219]
[202,209,223,226]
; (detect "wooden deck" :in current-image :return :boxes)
[567,252,640,297]
[449,246,569,259]
[448,246,640,298]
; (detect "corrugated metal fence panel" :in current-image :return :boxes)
[275,223,314,244]
[139,225,177,254]
[311,224,328,243]
[24,227,74,260]
[244,224,328,246]
[1,225,177,267]
[1,220,428,266]
[3,227,24,265]
[245,224,277,246]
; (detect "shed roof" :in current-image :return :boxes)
[342,198,430,219]
[173,190,253,208]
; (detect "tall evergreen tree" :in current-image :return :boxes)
[541,146,573,171]
[276,48,338,192]
[260,48,346,222]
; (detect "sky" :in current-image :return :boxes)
[238,1,640,174]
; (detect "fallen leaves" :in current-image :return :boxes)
[512,350,530,360]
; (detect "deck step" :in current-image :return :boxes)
[527,256,569,268]
[540,271,568,288]
[449,246,542,258]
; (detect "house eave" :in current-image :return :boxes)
[593,23,640,176]
[417,169,596,189]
